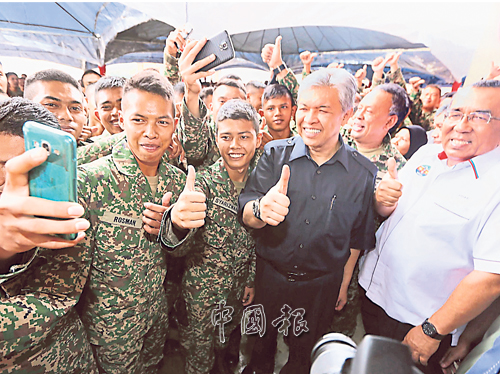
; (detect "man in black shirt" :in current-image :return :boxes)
[238,68,377,373]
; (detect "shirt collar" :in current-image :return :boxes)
[437,147,500,179]
[289,135,349,171]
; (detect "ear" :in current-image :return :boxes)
[291,105,297,119]
[209,101,214,114]
[341,108,354,127]
[384,114,398,132]
[246,92,251,101]
[259,116,266,131]
[256,131,263,149]
[174,116,179,131]
[118,111,125,130]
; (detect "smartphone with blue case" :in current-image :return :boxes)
[23,121,78,240]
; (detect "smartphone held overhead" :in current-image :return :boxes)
[23,121,78,240]
[193,30,235,73]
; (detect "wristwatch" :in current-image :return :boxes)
[272,63,287,77]
[252,197,263,221]
[421,319,446,340]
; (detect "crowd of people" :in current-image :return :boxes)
[0,26,499,375]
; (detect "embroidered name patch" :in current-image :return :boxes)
[213,197,237,214]
[416,165,431,177]
[101,212,143,229]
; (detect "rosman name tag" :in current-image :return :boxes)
[101,212,143,229]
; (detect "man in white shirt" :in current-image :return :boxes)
[359,80,500,373]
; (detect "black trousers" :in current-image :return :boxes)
[246,256,342,374]
[360,288,452,374]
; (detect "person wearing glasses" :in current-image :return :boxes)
[358,80,500,373]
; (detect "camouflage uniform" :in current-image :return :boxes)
[77,132,126,165]
[179,98,263,172]
[278,70,299,103]
[330,128,406,337]
[77,138,187,373]
[160,159,256,373]
[409,90,436,131]
[163,48,180,85]
[0,246,98,373]
[372,67,407,90]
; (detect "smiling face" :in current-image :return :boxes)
[216,118,261,178]
[351,89,397,149]
[442,87,500,166]
[421,86,441,112]
[95,87,123,135]
[296,86,351,162]
[120,89,175,176]
[391,128,411,156]
[30,80,85,140]
[262,95,296,135]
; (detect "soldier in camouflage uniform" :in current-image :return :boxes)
[159,100,259,373]
[331,83,408,337]
[75,71,188,373]
[0,98,97,373]
[409,84,441,131]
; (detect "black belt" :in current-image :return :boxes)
[267,259,328,282]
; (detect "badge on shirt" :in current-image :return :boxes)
[213,197,237,215]
[416,165,431,177]
[100,212,143,229]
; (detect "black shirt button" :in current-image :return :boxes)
[305,219,310,225]
[312,195,316,200]
[299,244,304,249]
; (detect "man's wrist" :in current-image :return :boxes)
[421,318,446,340]
[252,197,263,221]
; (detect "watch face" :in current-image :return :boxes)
[422,321,436,337]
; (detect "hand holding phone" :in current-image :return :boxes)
[23,121,79,240]
[192,30,235,73]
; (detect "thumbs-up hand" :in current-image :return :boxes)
[143,192,172,236]
[375,157,403,209]
[171,165,207,230]
[259,165,291,226]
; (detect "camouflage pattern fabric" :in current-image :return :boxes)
[76,138,187,373]
[172,159,256,373]
[163,49,180,85]
[372,67,407,90]
[341,127,406,187]
[278,70,299,103]
[77,132,126,165]
[179,98,263,172]
[409,90,436,131]
[0,246,97,373]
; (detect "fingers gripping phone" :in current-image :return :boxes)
[23,121,78,240]
[193,30,235,73]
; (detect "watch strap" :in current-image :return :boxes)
[272,63,287,76]
[422,318,446,340]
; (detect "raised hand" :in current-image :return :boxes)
[387,51,403,70]
[259,164,290,226]
[375,157,402,209]
[178,38,216,96]
[300,51,317,73]
[409,76,425,93]
[143,192,172,236]
[171,165,206,230]
[327,62,344,69]
[165,26,190,57]
[372,55,391,74]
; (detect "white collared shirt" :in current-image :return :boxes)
[359,144,500,342]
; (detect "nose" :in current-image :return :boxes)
[56,105,74,124]
[453,114,473,133]
[355,107,365,119]
[230,137,239,148]
[303,108,318,124]
[144,122,158,138]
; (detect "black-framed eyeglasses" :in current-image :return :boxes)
[445,110,500,125]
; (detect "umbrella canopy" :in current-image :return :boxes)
[0,2,173,68]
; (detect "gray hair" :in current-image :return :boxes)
[473,79,500,88]
[298,68,357,113]
[216,99,259,134]
[435,104,449,117]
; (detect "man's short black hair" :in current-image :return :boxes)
[219,73,242,81]
[123,70,174,113]
[246,80,266,90]
[24,69,82,100]
[94,76,126,104]
[262,84,295,107]
[81,69,102,81]
[200,86,213,102]
[214,78,247,97]
[6,72,18,79]
[473,79,500,88]
[0,97,60,137]
[374,83,411,131]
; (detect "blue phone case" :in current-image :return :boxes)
[23,121,78,241]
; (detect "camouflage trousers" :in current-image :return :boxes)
[179,285,244,373]
[87,289,169,374]
[0,308,98,374]
[329,263,361,337]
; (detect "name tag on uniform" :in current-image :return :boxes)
[101,212,143,229]
[213,197,237,215]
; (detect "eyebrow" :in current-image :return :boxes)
[220,131,253,135]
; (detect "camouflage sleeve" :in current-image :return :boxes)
[179,98,219,167]
[372,74,385,88]
[385,67,407,89]
[77,132,126,165]
[0,248,38,284]
[301,70,310,80]
[278,70,299,103]
[409,89,423,126]
[245,248,256,288]
[163,48,180,85]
